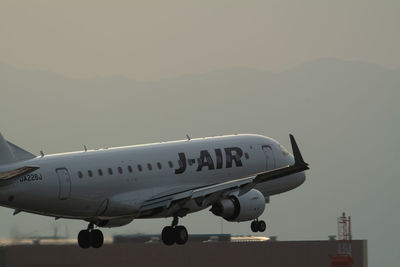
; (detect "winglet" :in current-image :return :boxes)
[289,134,308,167]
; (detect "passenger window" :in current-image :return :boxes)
[137,165,143,172]
[157,162,162,169]
[108,168,113,175]
[244,152,250,159]
[78,171,83,178]
[128,165,133,173]
[168,161,173,168]
[98,169,103,176]
[147,163,152,171]
[118,167,123,174]
[88,170,93,177]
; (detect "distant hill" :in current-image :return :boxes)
[1,58,398,150]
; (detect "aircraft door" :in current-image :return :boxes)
[56,168,71,200]
[262,145,275,170]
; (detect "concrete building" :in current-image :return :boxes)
[0,238,367,267]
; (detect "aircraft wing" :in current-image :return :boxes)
[137,134,309,217]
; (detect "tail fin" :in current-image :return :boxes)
[0,132,35,165]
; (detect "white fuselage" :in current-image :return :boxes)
[0,134,305,222]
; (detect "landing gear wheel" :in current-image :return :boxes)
[162,226,175,245]
[251,221,259,232]
[78,230,91,249]
[257,220,266,232]
[250,220,266,233]
[175,226,188,245]
[91,229,104,248]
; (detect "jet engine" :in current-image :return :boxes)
[95,218,134,228]
[210,189,266,222]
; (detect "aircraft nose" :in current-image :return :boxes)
[296,171,306,186]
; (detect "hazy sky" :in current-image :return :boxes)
[1,0,399,81]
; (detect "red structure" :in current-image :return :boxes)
[330,212,354,267]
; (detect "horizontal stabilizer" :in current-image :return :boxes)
[0,166,40,180]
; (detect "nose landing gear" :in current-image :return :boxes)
[161,216,188,245]
[251,219,266,232]
[77,222,104,249]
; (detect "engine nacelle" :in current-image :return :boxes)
[210,189,266,222]
[96,218,133,228]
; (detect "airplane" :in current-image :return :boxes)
[0,132,309,248]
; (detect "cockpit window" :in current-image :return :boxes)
[279,144,290,156]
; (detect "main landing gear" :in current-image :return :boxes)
[251,219,266,233]
[161,216,188,246]
[78,222,104,249]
